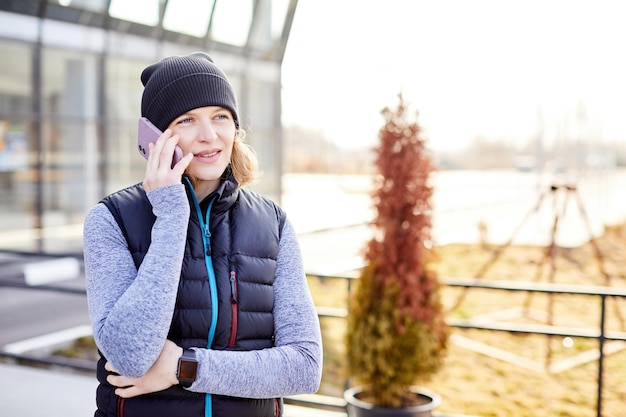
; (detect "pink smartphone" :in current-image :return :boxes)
[137,117,183,167]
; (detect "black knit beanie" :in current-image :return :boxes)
[140,52,239,132]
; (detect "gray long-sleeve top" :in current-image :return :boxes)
[83,183,323,398]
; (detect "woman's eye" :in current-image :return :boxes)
[177,117,193,125]
[215,113,230,120]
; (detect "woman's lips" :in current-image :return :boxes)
[195,149,221,162]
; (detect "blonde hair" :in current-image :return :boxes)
[230,129,259,187]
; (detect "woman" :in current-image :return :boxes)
[83,52,323,417]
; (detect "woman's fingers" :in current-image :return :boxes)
[172,152,194,176]
[147,129,173,169]
[106,374,142,398]
[158,135,178,169]
[143,131,191,192]
[107,373,132,387]
[104,361,118,373]
[115,385,142,399]
[103,341,183,398]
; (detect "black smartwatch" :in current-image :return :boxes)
[177,348,198,388]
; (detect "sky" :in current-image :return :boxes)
[281,0,626,151]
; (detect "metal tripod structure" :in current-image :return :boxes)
[448,181,624,368]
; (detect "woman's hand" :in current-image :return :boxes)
[105,340,183,398]
[142,129,193,193]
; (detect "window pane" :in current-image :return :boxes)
[248,0,291,50]
[108,0,161,26]
[50,0,110,13]
[0,43,31,117]
[105,57,148,192]
[42,49,100,217]
[211,0,253,46]
[163,0,215,38]
[0,41,33,243]
[271,0,290,39]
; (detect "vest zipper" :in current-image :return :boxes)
[187,191,218,346]
[184,177,218,417]
[117,397,125,417]
[228,270,238,348]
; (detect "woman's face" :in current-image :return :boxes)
[167,106,236,197]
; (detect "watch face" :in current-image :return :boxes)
[179,359,198,381]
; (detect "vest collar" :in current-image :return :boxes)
[183,174,239,214]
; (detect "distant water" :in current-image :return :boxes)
[282,169,626,247]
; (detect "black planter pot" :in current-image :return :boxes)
[344,386,441,417]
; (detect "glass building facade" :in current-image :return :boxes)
[0,0,296,253]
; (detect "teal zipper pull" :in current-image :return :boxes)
[204,224,211,256]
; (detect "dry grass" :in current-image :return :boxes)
[308,222,626,417]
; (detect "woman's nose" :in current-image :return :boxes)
[198,121,218,141]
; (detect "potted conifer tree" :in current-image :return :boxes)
[344,94,448,417]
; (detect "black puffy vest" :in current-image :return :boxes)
[95,177,286,417]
